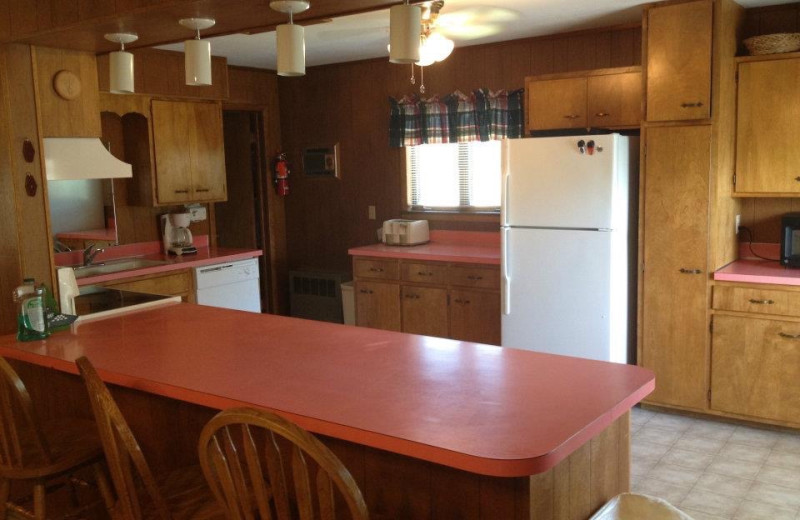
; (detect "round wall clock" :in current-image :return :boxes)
[53,70,82,100]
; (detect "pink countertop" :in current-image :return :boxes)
[713,243,796,285]
[349,230,501,265]
[55,237,262,286]
[0,303,653,477]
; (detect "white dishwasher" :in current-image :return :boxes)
[194,258,261,313]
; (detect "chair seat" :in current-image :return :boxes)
[0,417,104,480]
[590,493,694,520]
[134,465,225,520]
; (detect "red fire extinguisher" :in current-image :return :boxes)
[273,152,290,196]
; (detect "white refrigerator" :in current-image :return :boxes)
[500,134,637,363]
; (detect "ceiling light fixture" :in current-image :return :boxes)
[389,0,422,64]
[270,1,310,77]
[104,33,138,94]
[179,17,216,86]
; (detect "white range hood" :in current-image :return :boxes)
[43,138,132,180]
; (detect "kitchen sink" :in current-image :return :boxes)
[72,258,168,279]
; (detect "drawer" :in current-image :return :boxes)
[713,285,800,318]
[401,262,448,285]
[448,266,500,289]
[353,258,399,280]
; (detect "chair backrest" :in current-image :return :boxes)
[0,356,51,471]
[76,356,172,520]
[198,407,368,520]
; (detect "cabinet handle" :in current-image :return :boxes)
[564,114,581,120]
[778,332,800,339]
[404,294,420,299]
[680,102,704,108]
[679,268,703,274]
[174,189,189,194]
[595,112,610,117]
[417,271,433,276]
[359,289,374,294]
[454,298,471,304]
[195,188,210,193]
[794,177,800,182]
[368,267,384,273]
[467,275,483,281]
[748,298,775,305]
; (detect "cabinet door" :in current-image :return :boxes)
[401,286,448,338]
[711,315,800,424]
[449,289,500,345]
[641,125,711,410]
[588,72,642,128]
[189,102,227,201]
[152,100,194,204]
[526,77,587,131]
[735,59,800,194]
[646,0,712,122]
[355,281,401,331]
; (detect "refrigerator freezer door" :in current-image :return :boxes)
[501,228,627,363]
[502,135,621,230]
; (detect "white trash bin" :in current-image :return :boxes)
[341,281,355,325]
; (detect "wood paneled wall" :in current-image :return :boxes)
[278,25,642,273]
[739,2,800,243]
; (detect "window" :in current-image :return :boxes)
[406,141,501,211]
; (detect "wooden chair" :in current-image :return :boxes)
[0,356,112,520]
[75,356,223,520]
[198,407,368,520]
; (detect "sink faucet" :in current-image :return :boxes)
[83,244,105,267]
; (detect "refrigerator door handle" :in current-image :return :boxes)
[501,141,510,227]
[502,228,511,315]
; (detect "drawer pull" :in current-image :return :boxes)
[417,271,433,276]
[564,114,581,120]
[404,294,420,300]
[174,189,189,194]
[595,112,610,117]
[748,298,775,305]
[680,102,704,108]
[359,289,374,295]
[679,268,703,274]
[795,176,800,182]
[467,275,483,281]
[453,298,471,304]
[368,267,384,273]
[778,332,800,339]
[195,188,210,193]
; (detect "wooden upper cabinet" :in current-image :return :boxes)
[33,47,101,137]
[734,58,800,195]
[151,100,227,205]
[526,77,587,131]
[646,0,712,122]
[641,125,711,411]
[588,71,642,128]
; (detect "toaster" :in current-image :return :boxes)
[381,219,430,246]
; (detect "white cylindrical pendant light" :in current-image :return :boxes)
[179,18,216,86]
[184,38,212,86]
[104,33,138,94]
[276,24,305,76]
[390,3,421,64]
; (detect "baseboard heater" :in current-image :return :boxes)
[289,270,350,323]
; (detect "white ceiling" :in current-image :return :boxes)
[158,0,794,69]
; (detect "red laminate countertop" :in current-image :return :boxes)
[714,259,800,286]
[0,304,653,477]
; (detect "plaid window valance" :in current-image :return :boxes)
[389,88,524,147]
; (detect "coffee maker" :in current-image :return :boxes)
[161,213,197,255]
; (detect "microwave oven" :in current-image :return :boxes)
[780,213,800,267]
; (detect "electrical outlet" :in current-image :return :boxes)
[735,214,741,234]
[368,205,376,220]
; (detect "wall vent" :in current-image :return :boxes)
[289,270,350,323]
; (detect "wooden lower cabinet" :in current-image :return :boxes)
[711,315,800,425]
[355,281,401,331]
[449,289,501,345]
[353,258,501,344]
[402,286,449,337]
[98,269,195,303]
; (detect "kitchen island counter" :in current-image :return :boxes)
[0,303,652,479]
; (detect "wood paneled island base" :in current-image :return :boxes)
[0,304,651,520]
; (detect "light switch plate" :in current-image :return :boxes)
[368,205,376,220]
